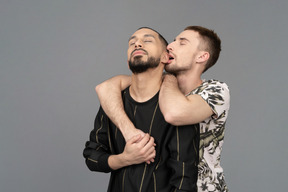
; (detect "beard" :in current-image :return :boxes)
[128,56,160,74]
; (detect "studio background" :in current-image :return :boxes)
[1,1,287,191]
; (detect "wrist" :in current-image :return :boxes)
[120,121,136,137]
[120,153,131,167]
[108,154,130,170]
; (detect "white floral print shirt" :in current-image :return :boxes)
[187,79,230,192]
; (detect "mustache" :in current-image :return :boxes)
[131,48,148,57]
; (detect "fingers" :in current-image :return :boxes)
[133,129,146,143]
[129,134,156,164]
[142,135,155,149]
[138,130,146,138]
[124,128,145,142]
[145,148,156,164]
[142,136,156,164]
[138,134,150,147]
[127,134,141,145]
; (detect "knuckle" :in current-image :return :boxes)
[139,150,145,156]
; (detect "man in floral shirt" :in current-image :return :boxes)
[96,26,230,192]
[159,26,230,192]
[160,26,230,191]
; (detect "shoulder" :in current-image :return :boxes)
[202,79,229,90]
[192,79,229,95]
[192,79,230,116]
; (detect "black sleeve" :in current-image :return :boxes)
[83,107,113,173]
[167,125,198,191]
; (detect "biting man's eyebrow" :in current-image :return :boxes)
[179,37,189,42]
[174,37,189,42]
[128,34,156,42]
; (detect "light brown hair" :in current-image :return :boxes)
[184,26,221,73]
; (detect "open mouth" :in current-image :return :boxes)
[168,53,175,62]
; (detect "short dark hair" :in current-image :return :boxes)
[137,27,168,50]
[184,26,221,73]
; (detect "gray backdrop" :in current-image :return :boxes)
[1,0,287,191]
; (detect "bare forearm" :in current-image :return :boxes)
[95,75,140,140]
[160,75,213,125]
[159,75,188,125]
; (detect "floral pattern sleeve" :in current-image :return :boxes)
[194,79,230,120]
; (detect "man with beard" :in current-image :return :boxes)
[96,26,230,192]
[83,27,198,192]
